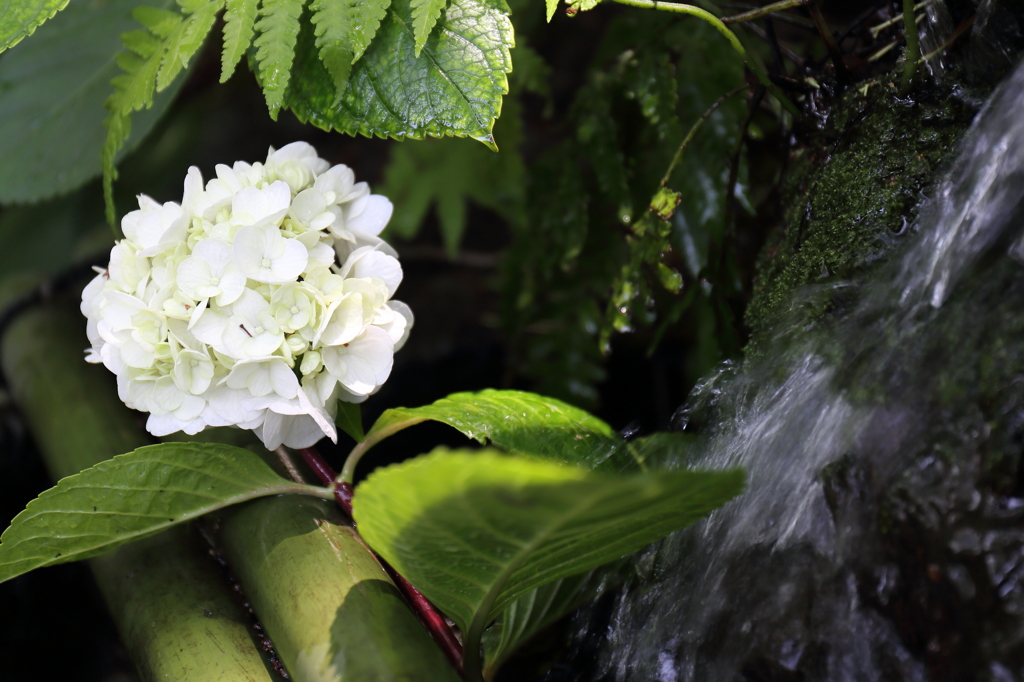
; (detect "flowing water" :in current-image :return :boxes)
[570,58,1024,682]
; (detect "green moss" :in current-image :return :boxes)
[745,79,978,345]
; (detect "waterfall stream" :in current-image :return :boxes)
[574,58,1024,682]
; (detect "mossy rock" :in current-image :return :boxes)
[745,78,980,347]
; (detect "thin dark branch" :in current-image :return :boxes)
[835,0,891,45]
[743,23,806,68]
[809,1,850,81]
[721,0,808,24]
[722,84,765,259]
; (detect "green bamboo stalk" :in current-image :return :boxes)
[214,494,462,682]
[0,289,276,682]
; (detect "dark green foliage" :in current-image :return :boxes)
[497,15,751,406]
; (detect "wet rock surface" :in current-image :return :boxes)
[548,18,1024,682]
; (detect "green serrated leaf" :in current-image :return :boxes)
[566,0,599,11]
[336,401,365,442]
[132,5,183,37]
[0,442,330,584]
[353,448,745,678]
[283,0,513,142]
[0,0,70,54]
[0,0,188,204]
[119,28,162,58]
[544,0,557,21]
[350,0,389,61]
[309,0,382,103]
[409,0,445,56]
[360,389,634,472]
[157,0,222,91]
[254,0,305,118]
[220,0,259,81]
[482,573,588,679]
[308,0,392,104]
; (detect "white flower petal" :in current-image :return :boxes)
[269,238,309,282]
[346,195,393,236]
[340,248,403,297]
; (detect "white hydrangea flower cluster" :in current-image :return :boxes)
[81,142,412,450]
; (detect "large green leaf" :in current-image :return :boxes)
[0,0,186,204]
[0,443,329,584]
[481,573,589,679]
[353,448,744,679]
[357,389,634,472]
[283,0,513,144]
[0,0,67,54]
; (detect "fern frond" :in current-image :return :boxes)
[158,0,224,90]
[410,0,446,56]
[132,6,183,37]
[221,0,259,82]
[309,0,389,104]
[102,0,223,228]
[254,0,305,119]
[102,29,164,229]
[348,0,389,63]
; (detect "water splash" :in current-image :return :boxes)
[570,59,1024,682]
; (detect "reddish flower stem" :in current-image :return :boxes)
[383,562,465,676]
[296,446,465,676]
[297,447,338,486]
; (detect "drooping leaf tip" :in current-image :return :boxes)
[473,133,498,152]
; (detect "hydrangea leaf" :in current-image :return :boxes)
[481,573,589,679]
[0,443,329,584]
[358,389,636,472]
[220,0,259,82]
[0,0,187,204]
[336,401,366,442]
[353,448,745,678]
[253,0,305,119]
[0,0,69,55]
[283,0,513,144]
[378,41,547,252]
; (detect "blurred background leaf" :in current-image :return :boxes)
[0,0,188,204]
